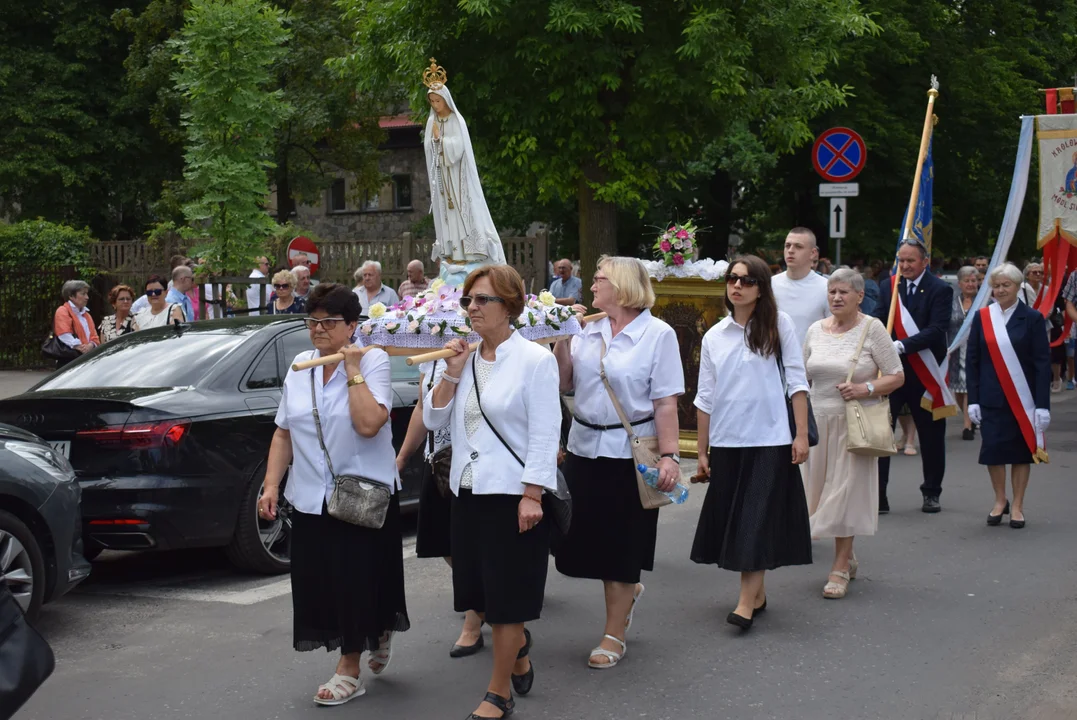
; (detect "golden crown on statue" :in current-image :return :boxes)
[422,58,447,90]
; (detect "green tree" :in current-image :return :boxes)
[333,0,875,295]
[169,0,291,272]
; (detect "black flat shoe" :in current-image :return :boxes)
[962,428,975,441]
[922,496,941,513]
[1009,518,1026,529]
[467,691,515,719]
[726,611,753,630]
[450,633,485,658]
[987,500,1010,526]
[879,495,890,514]
[753,597,767,615]
[511,629,533,696]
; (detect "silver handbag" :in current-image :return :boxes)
[309,370,391,528]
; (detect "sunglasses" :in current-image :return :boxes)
[274,283,292,290]
[459,294,505,309]
[146,288,164,296]
[726,273,760,288]
[304,317,346,330]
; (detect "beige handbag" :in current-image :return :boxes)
[844,320,897,457]
[596,339,678,510]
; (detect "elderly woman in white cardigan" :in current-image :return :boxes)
[424,264,560,720]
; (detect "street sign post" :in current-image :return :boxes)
[830,198,847,266]
[814,127,866,267]
[819,183,859,197]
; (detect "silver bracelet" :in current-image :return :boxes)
[441,373,461,385]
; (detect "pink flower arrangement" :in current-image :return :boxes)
[652,220,699,268]
[660,240,672,252]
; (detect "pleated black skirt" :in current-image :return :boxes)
[290,495,411,655]
[415,460,453,559]
[555,453,659,584]
[690,445,812,572]
[451,489,550,624]
[978,405,1033,465]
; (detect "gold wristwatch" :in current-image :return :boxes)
[347,373,366,387]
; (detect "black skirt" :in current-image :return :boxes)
[555,453,659,584]
[690,446,812,572]
[451,489,550,625]
[978,404,1033,465]
[290,495,411,655]
[415,460,453,559]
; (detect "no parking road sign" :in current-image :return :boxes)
[812,127,867,183]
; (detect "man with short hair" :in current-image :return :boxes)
[397,260,429,298]
[293,265,316,299]
[771,227,830,345]
[875,240,954,513]
[290,252,310,269]
[974,255,989,277]
[549,258,582,305]
[353,260,399,314]
[166,265,196,322]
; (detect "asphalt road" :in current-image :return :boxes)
[7,371,1077,720]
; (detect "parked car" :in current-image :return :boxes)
[0,423,91,620]
[0,317,425,576]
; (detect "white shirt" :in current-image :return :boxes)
[354,284,400,314]
[418,360,452,458]
[135,304,179,330]
[246,269,265,317]
[276,348,398,515]
[58,301,95,347]
[771,270,830,346]
[999,301,1019,324]
[695,311,809,448]
[423,331,560,496]
[567,311,684,459]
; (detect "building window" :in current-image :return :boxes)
[329,179,346,212]
[393,175,412,209]
[363,190,380,211]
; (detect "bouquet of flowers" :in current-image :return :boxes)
[653,221,698,267]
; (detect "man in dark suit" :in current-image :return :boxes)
[875,240,955,513]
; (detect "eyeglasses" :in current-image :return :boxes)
[726,273,759,288]
[146,288,164,296]
[304,317,346,330]
[117,296,132,303]
[274,283,292,290]
[459,294,505,309]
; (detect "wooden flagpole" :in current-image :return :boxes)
[887,76,940,335]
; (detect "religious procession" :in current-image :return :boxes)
[3,3,1077,719]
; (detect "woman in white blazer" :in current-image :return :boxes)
[425,264,560,720]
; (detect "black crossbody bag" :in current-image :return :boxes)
[775,343,819,447]
[470,354,572,538]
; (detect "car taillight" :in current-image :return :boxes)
[77,419,192,449]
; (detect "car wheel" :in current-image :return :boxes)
[0,509,46,621]
[226,470,291,574]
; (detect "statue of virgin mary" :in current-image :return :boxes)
[422,59,505,285]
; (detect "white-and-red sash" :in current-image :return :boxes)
[979,304,1049,463]
[891,277,958,420]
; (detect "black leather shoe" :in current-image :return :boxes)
[467,691,515,719]
[879,495,890,514]
[726,611,753,630]
[922,496,941,513]
[1009,518,1026,529]
[450,633,485,658]
[962,428,975,441]
[511,629,533,696]
[987,500,1010,526]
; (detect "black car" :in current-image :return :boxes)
[0,317,425,575]
[0,423,91,620]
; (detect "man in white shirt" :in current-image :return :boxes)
[353,260,400,314]
[246,256,270,316]
[771,227,830,345]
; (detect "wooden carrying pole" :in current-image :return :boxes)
[291,312,609,371]
[887,78,940,335]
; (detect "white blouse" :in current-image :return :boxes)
[276,349,398,515]
[695,311,809,448]
[567,311,684,459]
[423,331,560,496]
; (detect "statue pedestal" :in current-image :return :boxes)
[649,277,728,458]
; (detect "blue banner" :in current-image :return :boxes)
[892,139,935,274]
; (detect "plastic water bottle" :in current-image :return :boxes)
[637,464,690,504]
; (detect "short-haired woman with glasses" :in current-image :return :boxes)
[266,269,306,315]
[425,264,560,720]
[134,274,185,330]
[551,255,683,669]
[98,284,140,342]
[258,283,409,706]
[691,255,813,630]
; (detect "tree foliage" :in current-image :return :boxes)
[169,0,290,272]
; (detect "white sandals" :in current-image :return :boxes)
[823,570,851,599]
[369,632,394,675]
[588,634,626,669]
[625,583,645,631]
[313,673,365,706]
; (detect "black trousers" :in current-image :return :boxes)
[878,376,947,498]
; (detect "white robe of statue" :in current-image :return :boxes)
[424,85,505,273]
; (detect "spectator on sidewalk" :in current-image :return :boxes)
[98,284,140,343]
[53,280,100,362]
[549,258,583,305]
[353,261,399,315]
[398,260,430,299]
[167,265,195,322]
[135,275,186,330]
[294,265,317,299]
[246,256,271,316]
[132,254,188,314]
[266,270,306,315]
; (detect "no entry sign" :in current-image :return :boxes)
[812,127,867,183]
[286,236,319,275]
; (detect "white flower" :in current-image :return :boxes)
[538,291,556,307]
[368,303,386,319]
[360,323,374,335]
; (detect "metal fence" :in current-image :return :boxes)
[0,265,79,370]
